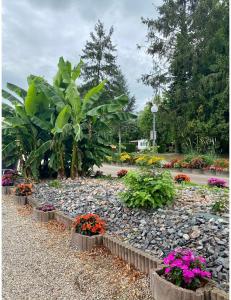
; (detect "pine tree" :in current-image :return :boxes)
[81,20,118,101]
[141,0,228,153]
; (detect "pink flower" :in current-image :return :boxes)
[164,253,175,265]
[183,269,195,279]
[197,256,206,264]
[192,268,201,275]
[171,259,183,267]
[179,264,188,271]
[200,270,211,278]
[165,267,171,274]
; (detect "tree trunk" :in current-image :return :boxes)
[70,141,78,179]
[118,127,122,154]
[58,148,65,179]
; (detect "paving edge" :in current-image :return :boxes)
[24,196,230,299]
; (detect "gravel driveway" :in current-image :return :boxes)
[2,196,152,300]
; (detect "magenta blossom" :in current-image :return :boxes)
[162,248,211,290]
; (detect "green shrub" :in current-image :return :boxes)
[119,171,176,208]
[48,179,61,188]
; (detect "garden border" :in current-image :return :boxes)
[10,194,229,299]
[105,163,229,177]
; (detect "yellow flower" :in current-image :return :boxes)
[120,152,131,162]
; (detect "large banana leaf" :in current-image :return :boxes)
[2,90,23,105]
[25,81,49,116]
[7,83,27,100]
[54,105,71,132]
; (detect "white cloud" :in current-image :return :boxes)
[2,0,162,109]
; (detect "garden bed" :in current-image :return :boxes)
[32,178,229,292]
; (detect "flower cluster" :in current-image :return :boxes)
[73,213,106,236]
[117,169,128,178]
[174,174,190,183]
[2,174,13,186]
[15,184,32,196]
[163,248,211,290]
[208,177,227,188]
[204,165,224,172]
[120,152,131,162]
[37,203,56,212]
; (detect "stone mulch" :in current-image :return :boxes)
[32,178,229,292]
[2,196,152,300]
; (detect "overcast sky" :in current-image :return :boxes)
[3,0,162,110]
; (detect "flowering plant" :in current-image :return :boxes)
[15,184,32,196]
[208,177,227,188]
[214,159,229,169]
[117,169,128,178]
[162,248,211,290]
[163,162,172,168]
[120,152,131,162]
[37,203,56,212]
[2,174,13,186]
[73,213,106,236]
[174,174,190,183]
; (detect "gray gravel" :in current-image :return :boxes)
[32,178,229,292]
[2,195,152,300]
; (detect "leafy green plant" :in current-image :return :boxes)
[48,180,61,188]
[119,171,175,208]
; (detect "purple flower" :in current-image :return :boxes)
[165,267,171,274]
[171,259,183,268]
[197,256,206,264]
[208,177,226,188]
[192,268,201,275]
[200,270,211,278]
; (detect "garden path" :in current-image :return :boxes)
[94,164,229,186]
[2,196,152,300]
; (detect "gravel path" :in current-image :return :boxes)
[2,195,152,300]
[94,164,229,186]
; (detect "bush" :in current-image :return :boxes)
[73,213,106,236]
[214,159,229,169]
[119,171,176,208]
[48,180,61,188]
[120,152,132,163]
[174,174,190,183]
[162,248,211,290]
[117,169,128,178]
[208,177,227,188]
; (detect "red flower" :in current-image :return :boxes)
[73,213,106,236]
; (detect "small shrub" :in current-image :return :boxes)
[119,171,176,208]
[37,203,56,212]
[73,213,106,236]
[212,196,228,213]
[15,184,32,196]
[174,174,191,183]
[214,159,229,169]
[162,248,211,290]
[208,177,227,188]
[48,180,61,188]
[163,162,172,168]
[147,156,164,166]
[190,157,206,169]
[117,169,128,178]
[120,152,131,163]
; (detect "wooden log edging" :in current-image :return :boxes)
[102,234,161,274]
[210,289,229,300]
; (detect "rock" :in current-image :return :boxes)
[183,234,190,241]
[190,229,201,239]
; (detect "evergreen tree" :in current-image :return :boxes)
[81,20,118,101]
[141,0,228,153]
